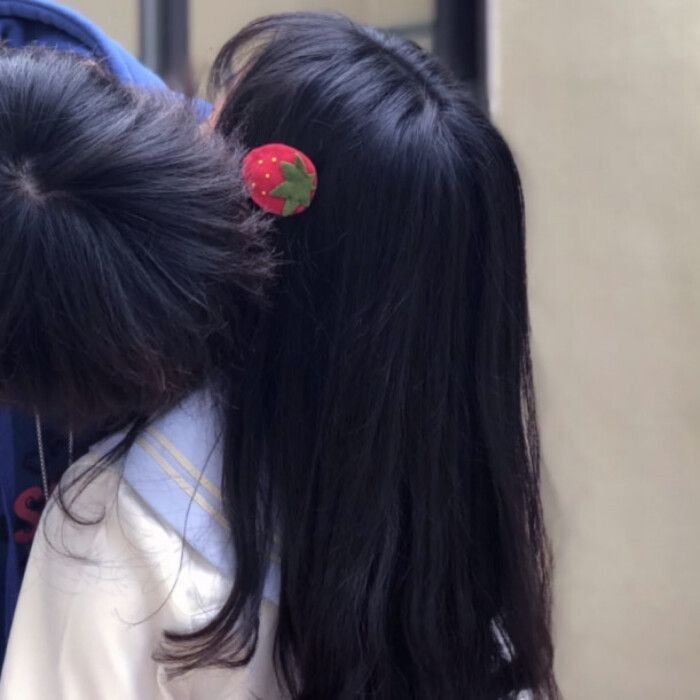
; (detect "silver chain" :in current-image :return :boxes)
[34,412,49,501]
[34,412,74,502]
[68,428,74,467]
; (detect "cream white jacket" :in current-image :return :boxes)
[0,393,286,699]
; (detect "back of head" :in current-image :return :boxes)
[0,47,272,430]
[170,13,555,699]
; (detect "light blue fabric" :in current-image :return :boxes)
[94,392,281,605]
[0,1,212,118]
[0,0,164,86]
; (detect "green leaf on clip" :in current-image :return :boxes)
[270,155,316,216]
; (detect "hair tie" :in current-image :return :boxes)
[243,144,317,217]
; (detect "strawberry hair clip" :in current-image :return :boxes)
[242,143,318,217]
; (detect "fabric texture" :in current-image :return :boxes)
[0,457,285,699]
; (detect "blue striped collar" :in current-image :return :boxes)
[93,391,280,605]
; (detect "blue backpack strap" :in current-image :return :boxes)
[0,410,19,650]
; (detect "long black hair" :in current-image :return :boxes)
[164,13,557,699]
[0,46,272,431]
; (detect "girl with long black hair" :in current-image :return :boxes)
[201,14,557,698]
[2,13,557,700]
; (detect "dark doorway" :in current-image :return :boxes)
[434,0,488,109]
[139,0,190,93]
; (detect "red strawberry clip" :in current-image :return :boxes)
[242,143,318,217]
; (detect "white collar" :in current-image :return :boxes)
[94,390,280,604]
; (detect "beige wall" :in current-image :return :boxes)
[491,1,700,698]
[190,0,432,87]
[60,0,138,54]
